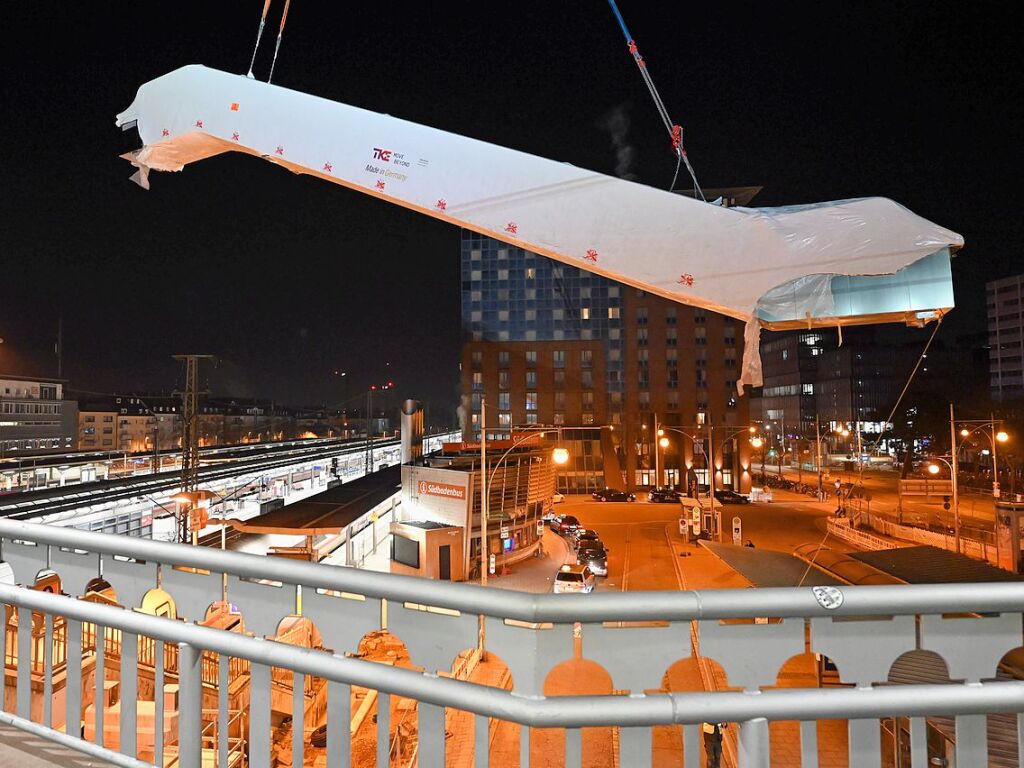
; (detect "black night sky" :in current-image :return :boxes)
[2,2,1021,413]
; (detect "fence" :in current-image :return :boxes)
[858,512,1000,565]
[2,518,1024,767]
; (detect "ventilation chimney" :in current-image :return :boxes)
[401,400,424,464]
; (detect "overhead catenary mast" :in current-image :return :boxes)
[173,354,214,543]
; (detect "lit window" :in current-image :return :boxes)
[608,307,620,319]
[472,372,483,391]
[582,307,590,320]
[582,412,595,425]
[499,412,511,426]
[553,412,565,425]
[526,392,538,411]
[526,267,536,279]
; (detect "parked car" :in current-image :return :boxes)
[576,544,609,576]
[553,564,596,594]
[573,529,601,549]
[714,489,750,504]
[547,514,563,531]
[593,488,636,502]
[556,515,582,535]
[551,492,565,504]
[649,488,682,503]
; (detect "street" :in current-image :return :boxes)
[479,493,850,767]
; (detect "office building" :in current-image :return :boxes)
[400,435,556,580]
[758,331,830,435]
[988,274,1024,402]
[459,231,750,493]
[0,375,77,455]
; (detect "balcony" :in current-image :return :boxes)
[0,518,1023,767]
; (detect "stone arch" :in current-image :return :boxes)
[32,568,61,595]
[764,650,850,762]
[352,629,418,768]
[887,649,952,684]
[650,655,724,765]
[533,658,614,768]
[448,647,514,690]
[269,615,329,763]
[83,576,119,605]
[996,646,1024,682]
[446,649,514,767]
[140,588,177,619]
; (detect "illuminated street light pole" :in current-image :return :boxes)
[928,455,960,554]
[956,417,1010,499]
[659,422,756,540]
[480,425,568,585]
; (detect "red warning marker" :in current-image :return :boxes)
[436,199,447,211]
[231,132,240,142]
[161,128,170,137]
[323,162,333,173]
[195,119,203,128]
[275,146,285,155]
[230,102,240,112]
[376,180,386,190]
[676,273,695,286]
[505,222,518,235]
[584,249,599,263]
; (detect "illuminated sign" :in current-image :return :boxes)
[418,480,466,500]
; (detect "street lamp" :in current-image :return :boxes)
[658,421,756,541]
[480,427,568,586]
[956,417,1011,498]
[927,456,960,553]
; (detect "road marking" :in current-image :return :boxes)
[620,524,632,592]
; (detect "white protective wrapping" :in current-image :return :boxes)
[117,66,964,387]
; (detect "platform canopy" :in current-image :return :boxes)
[117,66,964,386]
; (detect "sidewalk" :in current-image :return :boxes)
[471,529,572,593]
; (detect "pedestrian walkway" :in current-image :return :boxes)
[0,723,117,768]
[471,529,572,593]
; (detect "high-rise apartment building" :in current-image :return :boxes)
[459,231,751,493]
[988,274,1024,402]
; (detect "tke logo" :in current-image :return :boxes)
[372,148,392,162]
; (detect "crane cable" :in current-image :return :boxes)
[246,0,273,78]
[605,0,705,200]
[267,0,292,84]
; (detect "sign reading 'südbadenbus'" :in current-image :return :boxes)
[402,465,471,529]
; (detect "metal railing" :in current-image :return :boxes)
[1,518,1024,767]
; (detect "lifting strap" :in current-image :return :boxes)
[606,0,705,199]
[267,0,292,84]
[246,0,273,78]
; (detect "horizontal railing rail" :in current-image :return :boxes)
[3,518,1024,768]
[3,583,1024,728]
[4,518,1024,623]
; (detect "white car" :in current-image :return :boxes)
[552,564,596,594]
[551,492,565,504]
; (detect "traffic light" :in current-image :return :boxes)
[942,495,951,511]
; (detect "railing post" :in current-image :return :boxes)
[474,714,489,768]
[120,631,138,760]
[16,606,32,720]
[177,642,202,768]
[327,679,351,768]
[738,718,770,768]
[218,653,230,768]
